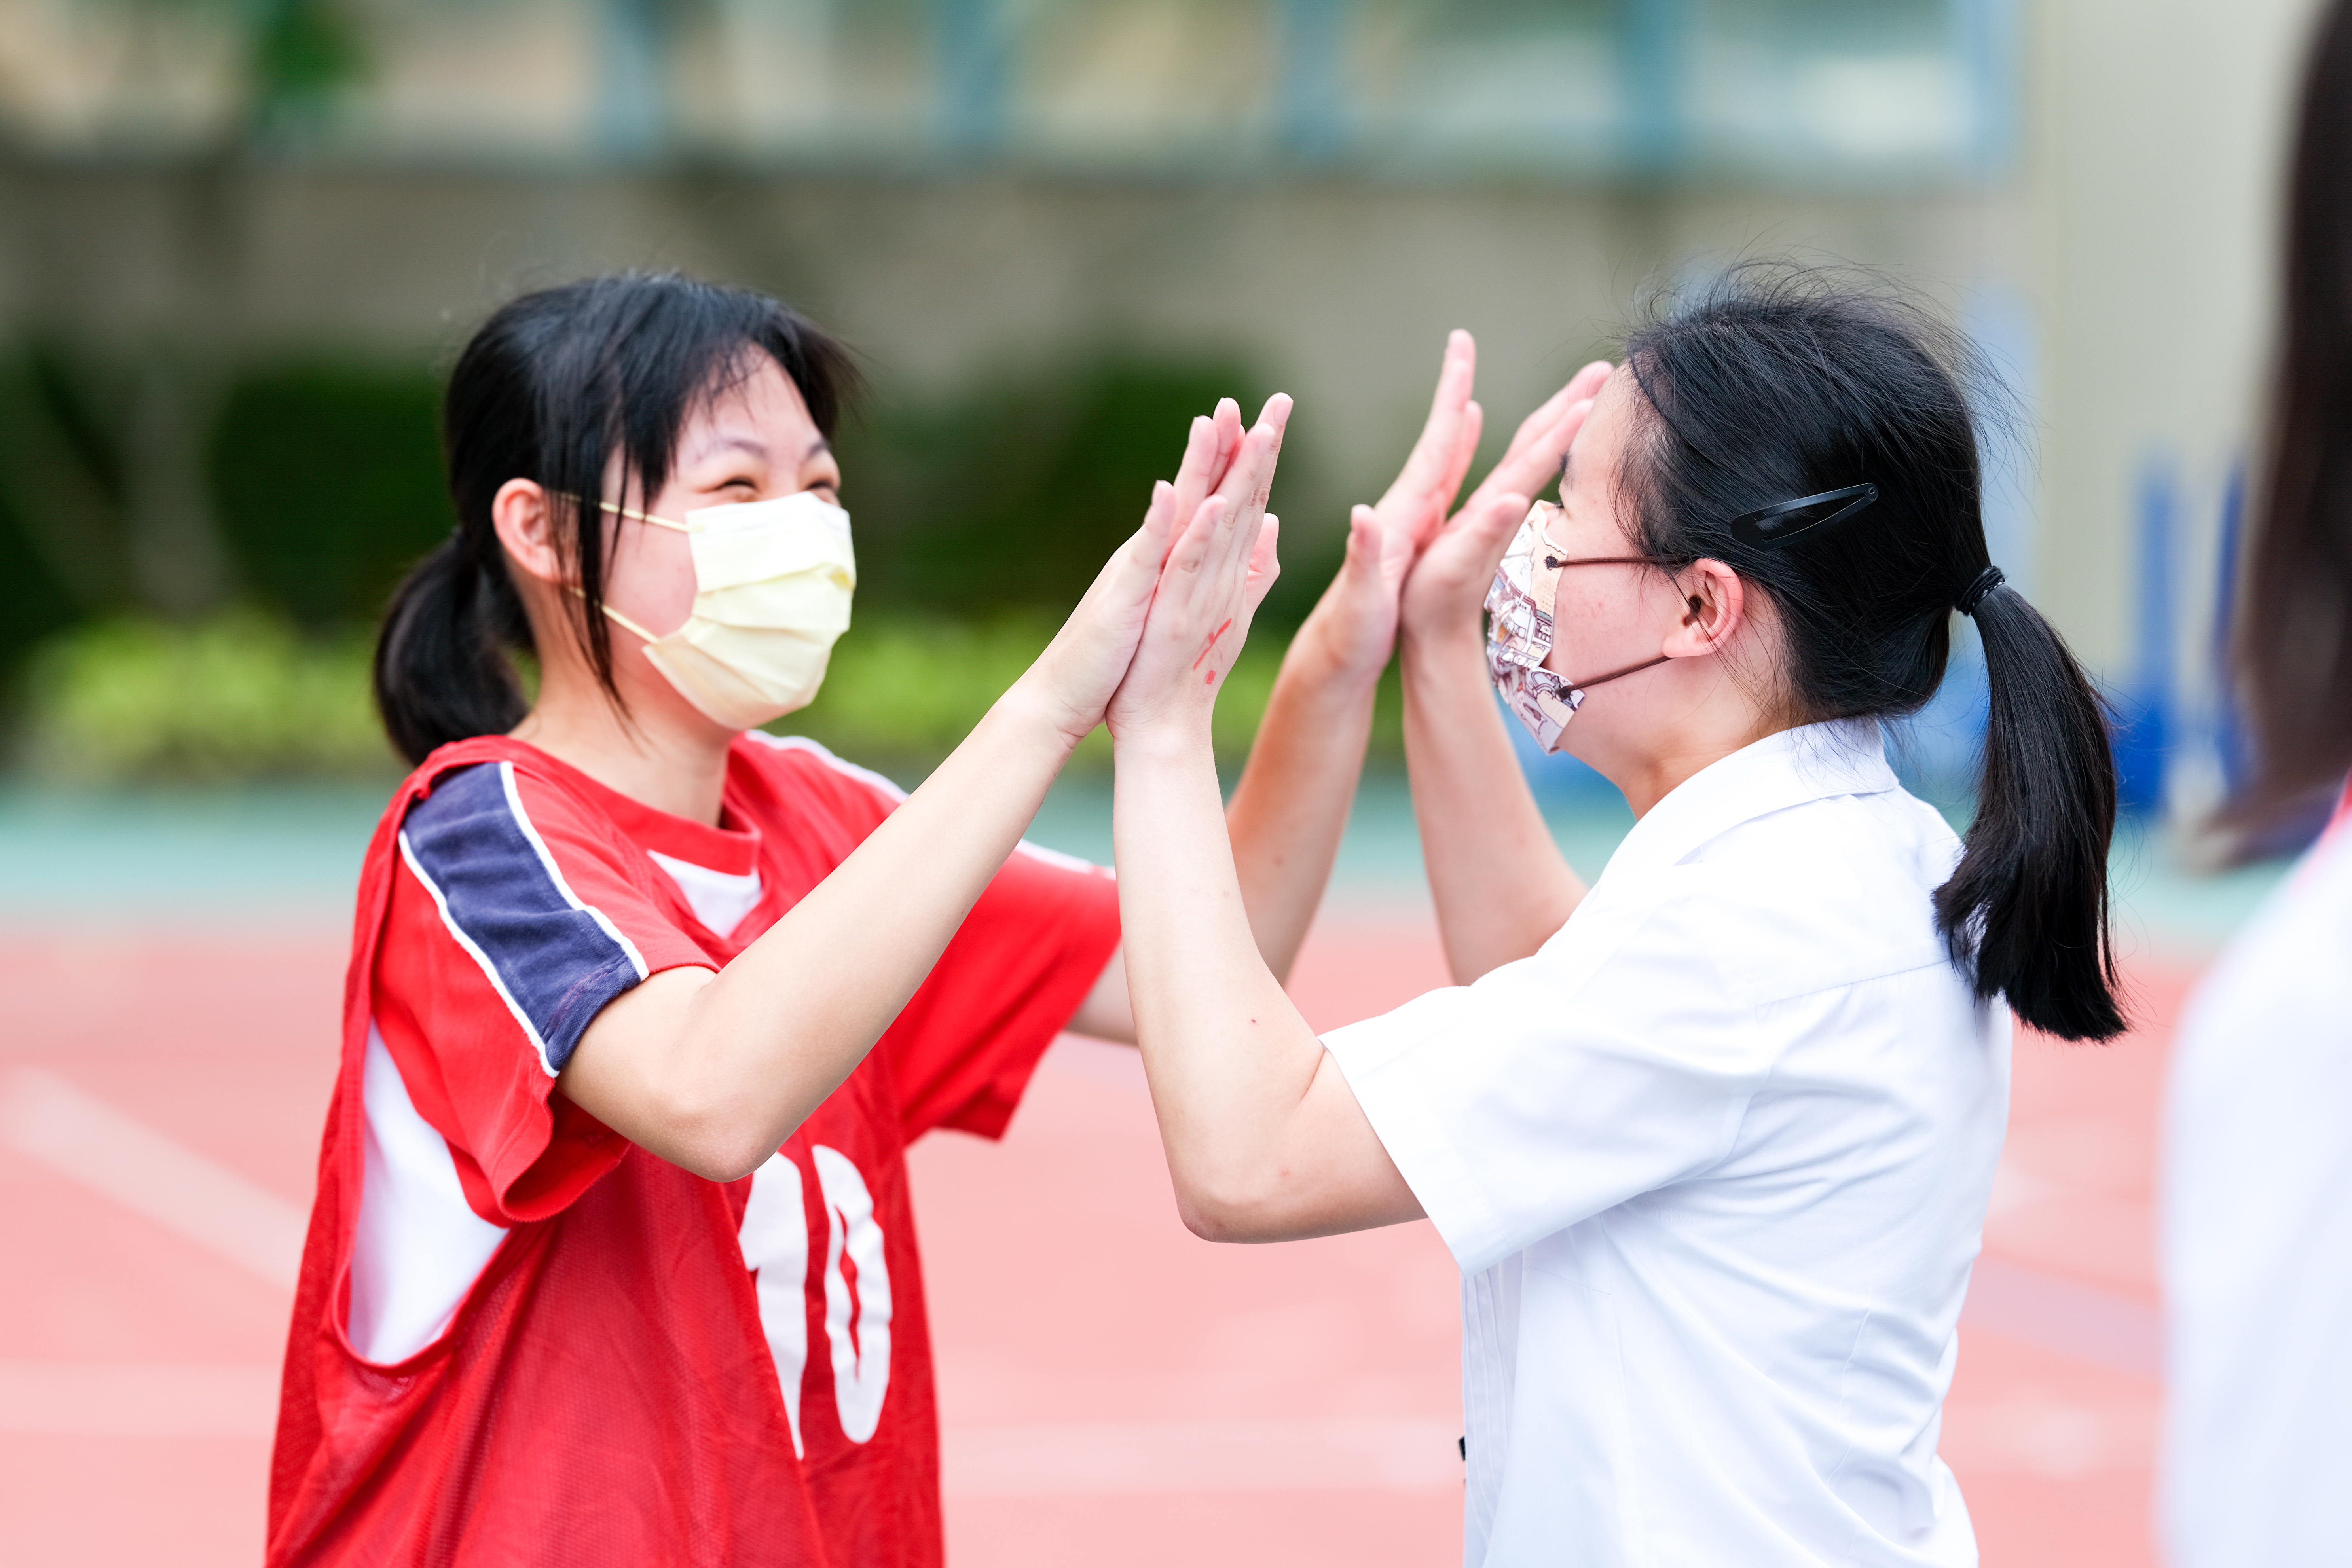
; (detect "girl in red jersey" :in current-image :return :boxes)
[269,272,1574,1567]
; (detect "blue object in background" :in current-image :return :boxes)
[1277,0,1349,164]
[939,0,1010,157]
[1621,0,1690,177]
[2209,460,2250,798]
[2113,455,2179,815]
[1885,636,1992,811]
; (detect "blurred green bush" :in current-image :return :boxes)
[17,611,391,780]
[13,606,1379,783]
[211,361,458,628]
[2,340,1362,781]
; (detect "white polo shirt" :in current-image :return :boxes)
[1324,720,2008,1568]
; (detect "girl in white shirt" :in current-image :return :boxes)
[1104,269,2125,1566]
[2162,4,2352,1560]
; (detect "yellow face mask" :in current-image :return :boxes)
[596,491,856,731]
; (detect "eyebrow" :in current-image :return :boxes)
[690,433,772,464]
[1558,451,1574,490]
[685,433,835,474]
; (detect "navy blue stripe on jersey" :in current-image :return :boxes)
[396,762,649,1076]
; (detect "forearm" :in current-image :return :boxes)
[1114,727,1330,1234]
[1400,622,1582,982]
[1224,611,1384,982]
[571,677,1082,1177]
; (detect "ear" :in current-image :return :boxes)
[1661,558,1746,658]
[493,478,570,587]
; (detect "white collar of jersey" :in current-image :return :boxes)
[1593,719,1899,893]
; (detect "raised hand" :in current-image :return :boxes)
[1108,394,1291,743]
[1400,359,1613,646]
[1023,398,1251,741]
[1292,332,1482,681]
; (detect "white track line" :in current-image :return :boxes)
[0,1066,306,1291]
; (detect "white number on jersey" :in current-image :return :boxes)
[812,1144,893,1444]
[737,1153,808,1458]
[738,1146,894,1450]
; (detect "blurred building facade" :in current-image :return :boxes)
[0,0,2324,810]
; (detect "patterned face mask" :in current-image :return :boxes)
[1483,500,1669,754]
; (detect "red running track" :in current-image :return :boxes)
[0,911,2180,1566]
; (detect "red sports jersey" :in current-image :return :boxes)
[269,731,1122,1567]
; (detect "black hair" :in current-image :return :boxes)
[373,271,860,766]
[2232,0,2352,836]
[1618,266,2125,1043]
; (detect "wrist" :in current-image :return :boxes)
[1000,670,1095,756]
[1289,613,1387,694]
[1110,714,1216,772]
[1399,610,1485,665]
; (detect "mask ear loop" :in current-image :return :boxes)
[579,500,693,640]
[565,582,665,644]
[598,499,693,533]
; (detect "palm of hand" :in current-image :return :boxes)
[1105,398,1289,740]
[1399,356,1613,639]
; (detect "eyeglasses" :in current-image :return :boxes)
[1486,501,1660,672]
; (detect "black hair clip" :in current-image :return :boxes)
[1728,483,1879,551]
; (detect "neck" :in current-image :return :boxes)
[1575,688,1787,818]
[510,664,734,827]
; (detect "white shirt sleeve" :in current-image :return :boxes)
[1323,870,1774,1274]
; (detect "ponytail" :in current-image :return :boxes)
[372,534,531,766]
[1933,577,2127,1042]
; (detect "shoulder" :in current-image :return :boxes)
[1634,788,1958,1007]
[731,732,907,828]
[396,752,618,866]
[2177,827,2352,1089]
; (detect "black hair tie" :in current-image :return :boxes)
[1956,565,2005,616]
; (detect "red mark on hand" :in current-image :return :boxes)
[1191,618,1234,671]
[1204,669,1216,684]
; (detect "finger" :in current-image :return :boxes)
[1466,398,1588,517]
[1087,477,1182,615]
[1246,514,1281,580]
[1242,516,1282,614]
[1139,477,1186,573]
[1462,489,1530,572]
[1159,495,1230,597]
[1211,396,1292,526]
[1344,504,1382,573]
[1494,360,1612,470]
[1211,397,1244,484]
[1166,413,1223,544]
[1202,417,1284,606]
[1385,332,1476,502]
[1426,331,1474,421]
[1433,398,1485,513]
